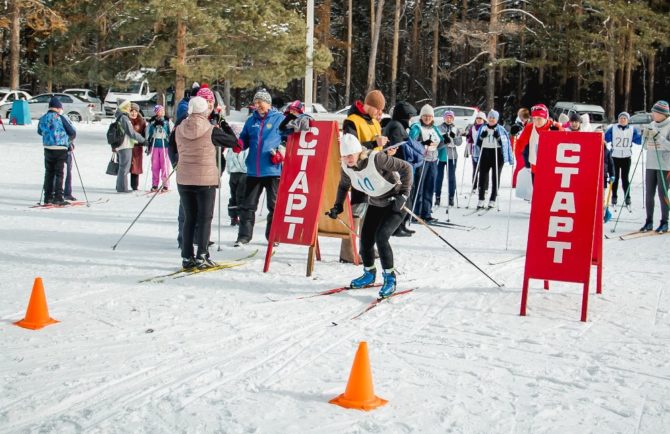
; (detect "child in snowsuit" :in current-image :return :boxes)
[146,105,173,191]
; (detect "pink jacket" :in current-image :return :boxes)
[175,114,219,186]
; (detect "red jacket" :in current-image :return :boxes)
[516,120,562,173]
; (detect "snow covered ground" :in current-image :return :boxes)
[1,122,668,433]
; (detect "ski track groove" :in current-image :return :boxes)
[634,395,647,434]
[653,287,663,326]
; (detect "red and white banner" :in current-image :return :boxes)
[520,131,604,321]
[270,122,337,246]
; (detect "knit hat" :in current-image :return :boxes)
[118,99,131,113]
[48,96,63,109]
[253,88,272,105]
[420,104,434,117]
[196,87,215,103]
[558,113,569,123]
[569,112,581,122]
[339,133,362,156]
[286,100,304,114]
[488,110,500,121]
[188,96,209,115]
[130,102,140,112]
[531,104,549,119]
[651,100,669,116]
[364,90,386,111]
[192,82,200,89]
[618,111,630,121]
[443,110,455,119]
[476,111,487,121]
[154,105,164,115]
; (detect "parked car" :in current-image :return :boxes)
[134,92,177,119]
[104,70,156,116]
[0,88,32,107]
[629,111,652,127]
[281,102,348,128]
[409,105,478,133]
[0,93,94,122]
[552,101,608,131]
[63,88,103,114]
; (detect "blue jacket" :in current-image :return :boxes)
[37,110,76,149]
[239,108,285,177]
[473,123,513,165]
[176,98,190,123]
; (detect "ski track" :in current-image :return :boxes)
[1,126,669,432]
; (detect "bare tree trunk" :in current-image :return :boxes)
[648,51,655,107]
[461,0,468,20]
[431,9,439,106]
[486,0,500,109]
[370,0,375,47]
[390,0,401,107]
[175,16,187,115]
[345,0,353,104]
[318,0,331,108]
[408,0,421,99]
[47,47,53,92]
[606,23,616,121]
[538,48,546,85]
[366,0,385,92]
[623,25,633,112]
[9,0,21,90]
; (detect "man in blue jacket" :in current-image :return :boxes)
[38,97,76,206]
[235,89,285,246]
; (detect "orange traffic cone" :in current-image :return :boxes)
[15,277,59,330]
[329,341,387,411]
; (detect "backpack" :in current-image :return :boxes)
[400,137,425,169]
[106,120,125,149]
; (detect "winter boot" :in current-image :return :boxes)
[195,253,217,269]
[231,216,239,226]
[448,197,455,207]
[435,197,441,206]
[182,257,197,270]
[655,221,668,233]
[53,197,70,206]
[640,221,653,232]
[625,196,631,206]
[612,197,617,206]
[477,200,485,210]
[151,186,159,192]
[379,270,397,298]
[350,267,376,289]
[488,200,496,209]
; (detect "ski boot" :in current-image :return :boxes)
[378,270,397,298]
[350,267,376,289]
[488,200,496,209]
[640,221,653,232]
[182,257,197,270]
[655,221,668,233]
[477,200,485,210]
[195,253,217,269]
[625,196,631,206]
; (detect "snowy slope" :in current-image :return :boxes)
[1,123,668,433]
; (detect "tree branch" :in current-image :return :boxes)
[444,50,490,76]
[499,8,546,28]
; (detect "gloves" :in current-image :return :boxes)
[493,129,500,139]
[270,149,283,164]
[390,194,408,213]
[479,129,489,138]
[233,142,243,154]
[326,204,343,219]
[449,131,456,139]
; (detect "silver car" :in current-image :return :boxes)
[0,93,94,122]
[0,88,32,106]
[63,88,103,114]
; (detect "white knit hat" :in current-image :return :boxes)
[420,104,434,117]
[340,134,362,156]
[188,96,209,115]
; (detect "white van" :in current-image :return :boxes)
[103,71,156,116]
[552,101,608,131]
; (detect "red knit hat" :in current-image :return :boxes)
[196,87,215,103]
[531,104,549,119]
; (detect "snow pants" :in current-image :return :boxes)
[237,176,279,242]
[478,147,504,202]
[116,148,132,192]
[178,184,216,258]
[151,147,171,189]
[43,149,68,201]
[612,156,631,202]
[645,169,669,224]
[359,204,404,270]
[228,172,247,218]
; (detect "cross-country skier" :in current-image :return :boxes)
[326,134,413,298]
[640,100,670,233]
[604,112,642,206]
[516,104,563,184]
[473,110,513,209]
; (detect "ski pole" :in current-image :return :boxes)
[407,159,428,228]
[654,144,670,206]
[611,141,644,233]
[641,147,646,209]
[38,186,44,205]
[112,168,175,250]
[403,205,504,287]
[336,217,357,236]
[494,145,501,212]
[71,149,90,206]
[465,149,483,209]
[445,159,450,222]
[217,149,222,251]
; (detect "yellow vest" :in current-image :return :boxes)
[346,113,382,145]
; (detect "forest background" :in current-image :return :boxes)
[0,0,668,121]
